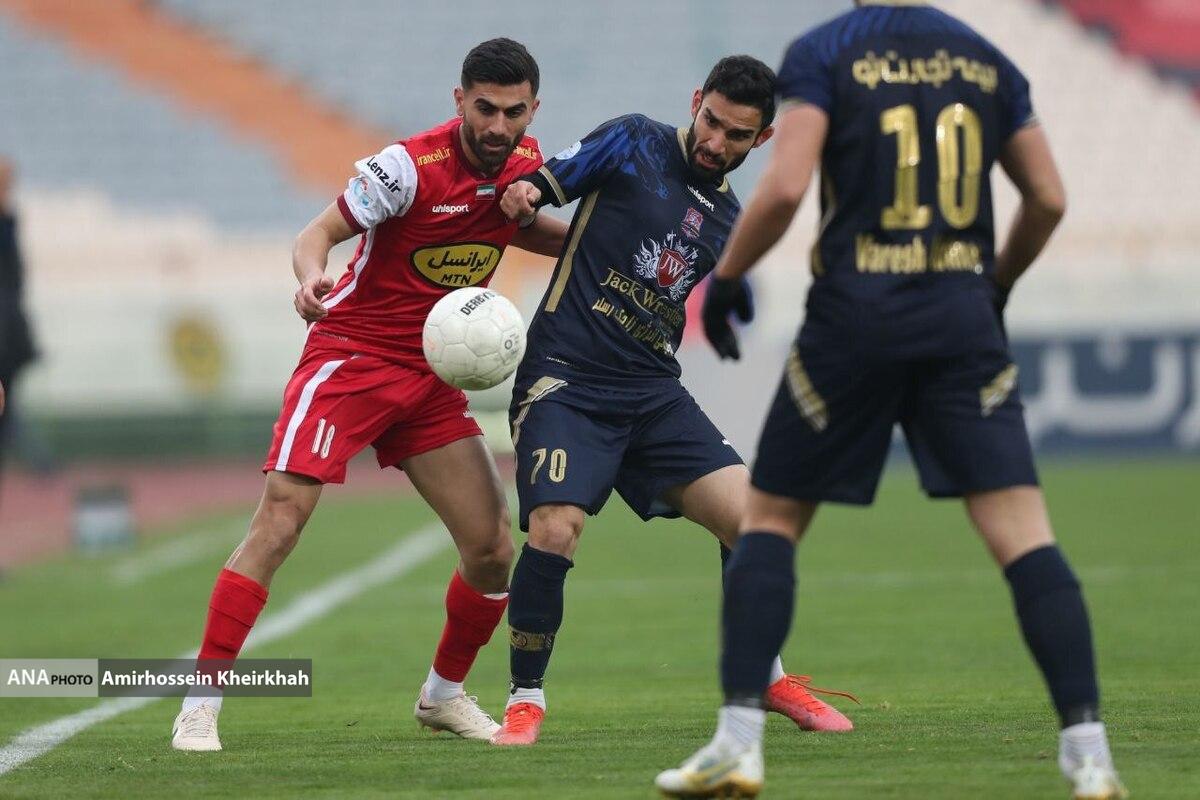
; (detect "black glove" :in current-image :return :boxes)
[702,276,755,360]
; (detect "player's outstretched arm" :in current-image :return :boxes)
[510,213,569,259]
[292,202,358,323]
[995,124,1067,295]
[0,379,5,416]
[711,103,827,282]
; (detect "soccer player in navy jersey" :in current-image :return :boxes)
[657,3,1125,798]
[489,56,858,746]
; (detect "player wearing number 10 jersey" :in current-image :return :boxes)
[659,3,1125,798]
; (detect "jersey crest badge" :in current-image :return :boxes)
[633,232,698,302]
[681,207,703,239]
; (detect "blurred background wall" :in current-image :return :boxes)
[0,0,1197,467]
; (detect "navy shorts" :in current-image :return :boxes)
[751,319,1039,505]
[509,372,743,531]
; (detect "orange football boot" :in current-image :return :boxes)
[765,674,859,732]
[489,702,545,746]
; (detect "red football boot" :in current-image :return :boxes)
[489,702,545,746]
[766,674,859,732]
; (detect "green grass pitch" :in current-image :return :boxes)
[0,459,1197,798]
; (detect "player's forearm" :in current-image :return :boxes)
[292,224,334,284]
[511,214,568,259]
[292,204,356,284]
[994,197,1064,289]
[714,179,806,280]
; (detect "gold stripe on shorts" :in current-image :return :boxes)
[510,376,568,446]
[785,347,829,433]
[980,363,1018,417]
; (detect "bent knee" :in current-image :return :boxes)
[459,511,515,571]
[249,496,312,557]
[527,505,584,557]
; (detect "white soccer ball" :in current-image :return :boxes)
[423,287,526,390]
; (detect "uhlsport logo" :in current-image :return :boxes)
[431,203,470,214]
[411,242,502,287]
[632,232,699,302]
[687,185,715,212]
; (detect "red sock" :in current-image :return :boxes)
[198,568,269,678]
[432,571,508,682]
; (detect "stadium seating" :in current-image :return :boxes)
[0,15,325,232]
[1,0,1196,421]
[154,0,847,167]
[934,0,1200,327]
[1050,0,1200,97]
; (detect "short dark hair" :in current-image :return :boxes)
[461,38,540,96]
[702,55,776,128]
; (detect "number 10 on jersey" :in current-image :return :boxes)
[880,102,982,230]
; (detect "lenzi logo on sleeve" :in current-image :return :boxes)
[411,243,502,287]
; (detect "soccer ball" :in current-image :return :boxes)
[423,287,526,390]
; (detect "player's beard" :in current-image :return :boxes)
[462,123,523,174]
[685,125,747,181]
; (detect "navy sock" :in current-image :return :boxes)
[508,543,573,692]
[1004,545,1100,727]
[720,532,796,707]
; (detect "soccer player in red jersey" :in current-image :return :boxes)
[171,38,568,751]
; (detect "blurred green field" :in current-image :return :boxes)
[0,459,1197,798]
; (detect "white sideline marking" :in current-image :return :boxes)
[109,522,246,585]
[0,522,450,777]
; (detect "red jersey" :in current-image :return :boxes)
[312,118,543,368]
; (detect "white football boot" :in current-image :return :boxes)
[413,690,500,740]
[171,703,222,752]
[655,741,763,799]
[1070,756,1128,799]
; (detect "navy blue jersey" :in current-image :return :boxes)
[778,1,1034,312]
[522,114,739,381]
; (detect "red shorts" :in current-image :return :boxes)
[263,344,482,484]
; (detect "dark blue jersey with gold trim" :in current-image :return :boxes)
[779,1,1033,311]
[522,114,739,381]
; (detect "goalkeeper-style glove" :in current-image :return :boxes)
[702,276,755,361]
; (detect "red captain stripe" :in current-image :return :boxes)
[336,194,366,233]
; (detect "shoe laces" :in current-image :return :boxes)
[450,694,497,727]
[179,706,217,738]
[502,702,542,732]
[781,675,861,711]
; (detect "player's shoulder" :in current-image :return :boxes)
[399,118,458,170]
[590,112,659,141]
[619,114,680,152]
[509,132,543,169]
[785,3,1004,64]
